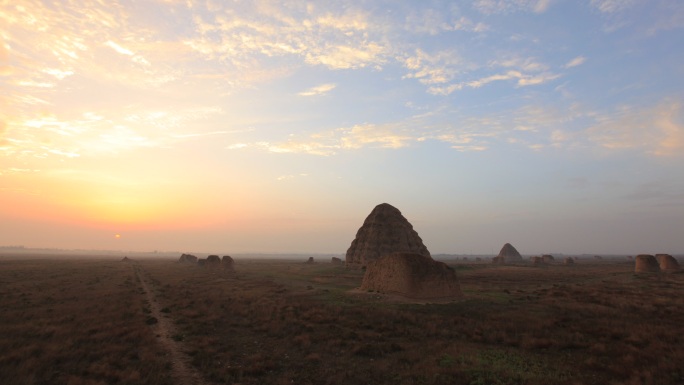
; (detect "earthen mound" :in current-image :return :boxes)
[204,255,221,268]
[121,257,131,262]
[331,257,343,265]
[178,253,198,264]
[492,256,505,264]
[634,254,659,273]
[360,252,461,299]
[222,255,235,271]
[197,259,206,267]
[306,257,315,264]
[530,256,544,265]
[542,254,555,263]
[496,243,523,263]
[346,203,430,268]
[656,254,680,272]
[564,257,575,265]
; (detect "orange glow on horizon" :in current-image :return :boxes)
[1,171,256,232]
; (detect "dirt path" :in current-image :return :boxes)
[133,265,210,385]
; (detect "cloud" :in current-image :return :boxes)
[473,0,553,14]
[645,2,684,35]
[184,3,389,73]
[232,113,505,156]
[0,120,7,145]
[402,49,464,86]
[43,68,74,79]
[589,0,636,13]
[586,100,684,156]
[106,41,134,56]
[564,56,587,68]
[404,52,561,95]
[464,70,559,89]
[404,7,489,35]
[305,43,386,70]
[340,124,413,150]
[2,105,227,161]
[298,83,337,96]
[277,173,309,181]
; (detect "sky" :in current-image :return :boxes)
[1,0,683,255]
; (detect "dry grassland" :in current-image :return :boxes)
[2,256,684,385]
[0,257,173,385]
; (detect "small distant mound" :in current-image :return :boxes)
[222,255,235,271]
[492,256,505,264]
[530,256,544,266]
[360,252,461,300]
[634,254,659,273]
[475,257,482,262]
[178,253,198,264]
[542,254,555,263]
[306,257,315,264]
[331,257,343,265]
[496,243,523,263]
[563,256,575,265]
[594,255,603,260]
[205,255,222,268]
[121,256,131,262]
[345,203,430,269]
[656,254,680,273]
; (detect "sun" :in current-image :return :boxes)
[114,234,121,239]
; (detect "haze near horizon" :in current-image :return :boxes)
[1,1,683,255]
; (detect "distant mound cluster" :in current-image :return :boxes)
[178,253,234,271]
[635,254,680,273]
[345,203,430,269]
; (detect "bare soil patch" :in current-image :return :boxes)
[134,264,211,385]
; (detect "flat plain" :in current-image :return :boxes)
[1,255,684,385]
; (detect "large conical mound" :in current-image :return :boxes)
[360,252,461,299]
[497,243,523,263]
[345,203,430,268]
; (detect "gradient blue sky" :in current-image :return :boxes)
[1,0,683,255]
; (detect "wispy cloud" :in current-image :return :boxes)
[298,83,337,96]
[473,0,554,14]
[277,173,309,181]
[404,6,489,35]
[106,41,134,56]
[402,49,466,90]
[564,56,587,68]
[589,0,636,14]
[586,100,684,156]
[184,3,389,73]
[404,51,560,95]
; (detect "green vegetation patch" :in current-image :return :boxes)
[460,348,572,385]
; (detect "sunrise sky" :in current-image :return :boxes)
[1,0,683,255]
